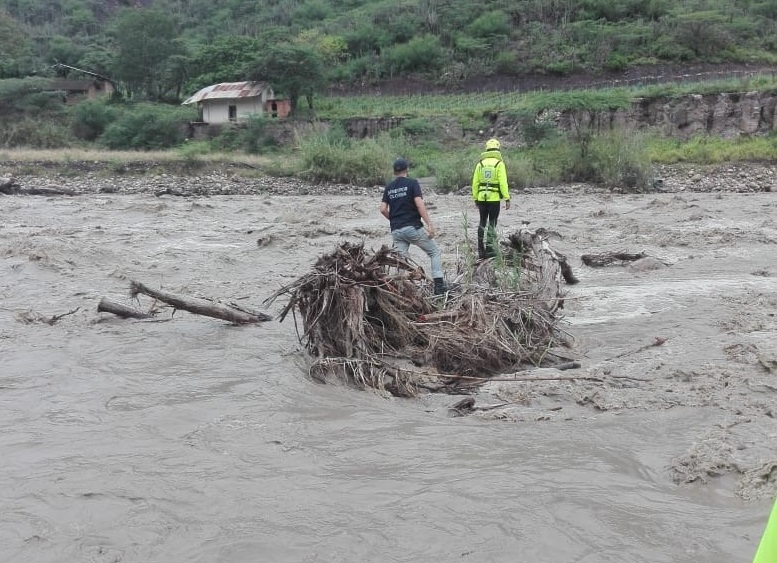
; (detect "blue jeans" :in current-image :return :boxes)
[391,226,443,279]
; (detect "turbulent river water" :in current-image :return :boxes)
[1,186,775,563]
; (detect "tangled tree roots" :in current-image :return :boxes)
[266,232,572,397]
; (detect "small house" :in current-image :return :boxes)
[182,81,291,123]
[49,78,115,103]
[49,63,116,102]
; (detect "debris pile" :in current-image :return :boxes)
[266,229,574,397]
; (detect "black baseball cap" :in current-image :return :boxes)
[393,158,409,172]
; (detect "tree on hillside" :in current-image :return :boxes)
[111,8,183,100]
[77,45,115,79]
[46,35,86,70]
[672,11,733,57]
[0,10,34,77]
[245,44,325,115]
[294,29,348,65]
[185,35,262,93]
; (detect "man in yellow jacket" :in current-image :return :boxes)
[471,138,510,259]
[753,497,776,562]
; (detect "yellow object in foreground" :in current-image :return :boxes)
[754,498,777,562]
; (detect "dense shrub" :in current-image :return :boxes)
[434,147,542,193]
[579,0,669,21]
[454,35,490,58]
[0,117,71,148]
[494,51,519,75]
[99,104,195,150]
[298,125,398,185]
[293,0,333,25]
[398,117,436,138]
[433,149,478,193]
[466,11,510,41]
[546,60,575,75]
[212,116,277,154]
[563,128,652,190]
[0,78,70,147]
[384,35,445,75]
[0,78,65,113]
[70,100,118,141]
[604,53,630,71]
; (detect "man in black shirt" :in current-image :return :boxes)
[380,158,445,295]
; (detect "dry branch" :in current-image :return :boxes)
[16,307,80,325]
[130,281,270,324]
[605,336,668,360]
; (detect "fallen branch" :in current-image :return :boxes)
[48,307,81,324]
[16,307,80,325]
[606,336,668,360]
[449,397,512,416]
[129,280,271,324]
[97,297,155,319]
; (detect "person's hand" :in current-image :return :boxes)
[426,225,436,239]
[505,199,511,210]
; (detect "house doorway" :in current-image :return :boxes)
[228,105,237,121]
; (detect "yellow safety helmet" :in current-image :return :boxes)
[485,138,501,151]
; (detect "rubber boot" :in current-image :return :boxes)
[477,227,486,259]
[433,278,446,295]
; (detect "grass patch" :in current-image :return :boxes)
[649,133,777,164]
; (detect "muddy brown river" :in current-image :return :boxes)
[1,184,775,562]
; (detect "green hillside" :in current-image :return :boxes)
[2,0,776,102]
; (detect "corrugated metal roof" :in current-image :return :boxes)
[182,81,269,105]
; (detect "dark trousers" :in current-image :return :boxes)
[477,201,501,258]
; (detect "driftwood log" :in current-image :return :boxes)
[97,297,154,319]
[0,176,76,196]
[581,251,648,267]
[128,281,271,324]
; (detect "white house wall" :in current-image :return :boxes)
[201,97,265,124]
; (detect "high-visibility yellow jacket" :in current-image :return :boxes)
[471,149,510,203]
[754,497,777,562]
